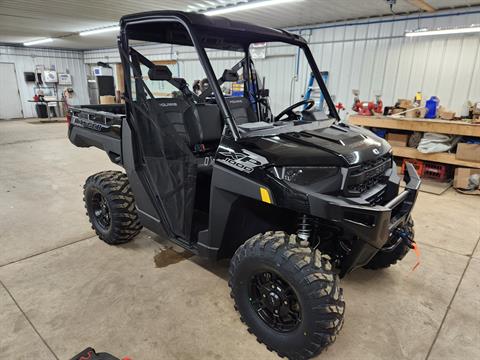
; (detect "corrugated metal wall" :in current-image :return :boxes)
[0,46,89,118]
[295,8,480,116]
[84,7,480,115]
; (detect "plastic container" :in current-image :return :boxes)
[423,162,449,181]
[425,96,439,119]
[401,158,424,176]
[35,103,48,118]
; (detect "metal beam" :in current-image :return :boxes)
[406,0,436,13]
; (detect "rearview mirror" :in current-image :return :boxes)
[221,69,239,82]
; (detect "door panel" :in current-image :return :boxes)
[0,63,23,119]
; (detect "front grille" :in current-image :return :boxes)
[343,154,392,197]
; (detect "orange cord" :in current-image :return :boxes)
[411,242,421,271]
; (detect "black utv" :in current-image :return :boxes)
[68,11,420,360]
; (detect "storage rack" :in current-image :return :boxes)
[348,115,480,169]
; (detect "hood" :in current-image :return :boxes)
[242,124,391,167]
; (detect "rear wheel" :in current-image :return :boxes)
[229,231,345,360]
[364,217,414,270]
[84,171,142,245]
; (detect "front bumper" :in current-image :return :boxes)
[308,163,420,276]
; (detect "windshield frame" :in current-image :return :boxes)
[119,13,339,141]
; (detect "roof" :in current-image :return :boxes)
[120,10,307,51]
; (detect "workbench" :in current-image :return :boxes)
[348,115,480,169]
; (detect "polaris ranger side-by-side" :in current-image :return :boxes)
[68,11,420,360]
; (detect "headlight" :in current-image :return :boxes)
[269,166,339,186]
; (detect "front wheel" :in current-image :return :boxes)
[229,231,345,360]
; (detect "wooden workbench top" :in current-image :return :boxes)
[348,115,480,137]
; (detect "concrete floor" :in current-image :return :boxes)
[0,119,479,360]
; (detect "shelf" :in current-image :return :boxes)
[392,146,480,169]
[348,115,480,168]
[348,115,480,137]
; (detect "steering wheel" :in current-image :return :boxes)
[274,99,315,122]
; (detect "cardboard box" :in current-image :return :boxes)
[439,111,456,120]
[453,167,480,189]
[387,133,409,147]
[397,99,412,109]
[438,106,456,120]
[100,95,115,104]
[405,106,418,118]
[456,143,480,163]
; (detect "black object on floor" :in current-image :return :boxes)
[70,347,127,360]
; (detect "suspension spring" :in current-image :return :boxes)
[297,214,312,242]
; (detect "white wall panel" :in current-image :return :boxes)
[0,46,89,118]
[255,55,296,113]
[84,7,480,115]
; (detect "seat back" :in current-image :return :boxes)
[149,98,223,148]
[226,97,257,125]
[195,104,224,144]
[148,98,197,145]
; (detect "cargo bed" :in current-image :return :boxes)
[68,104,125,164]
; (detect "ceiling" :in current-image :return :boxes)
[1,0,480,50]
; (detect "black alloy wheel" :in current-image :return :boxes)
[249,270,302,333]
[91,190,111,231]
[229,231,345,360]
[83,171,142,245]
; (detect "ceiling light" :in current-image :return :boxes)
[24,38,53,46]
[205,0,302,16]
[188,5,198,9]
[205,1,216,5]
[79,26,120,36]
[405,26,480,37]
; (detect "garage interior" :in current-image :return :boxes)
[1,0,479,359]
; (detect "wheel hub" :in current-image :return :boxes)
[249,271,301,332]
[267,291,281,308]
[91,192,111,230]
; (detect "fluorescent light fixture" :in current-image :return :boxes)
[406,26,480,37]
[205,0,216,5]
[188,4,198,9]
[24,38,53,46]
[79,26,120,36]
[205,0,302,16]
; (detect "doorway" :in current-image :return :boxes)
[0,63,23,119]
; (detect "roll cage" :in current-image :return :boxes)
[118,11,340,141]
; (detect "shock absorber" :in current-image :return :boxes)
[297,214,312,242]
